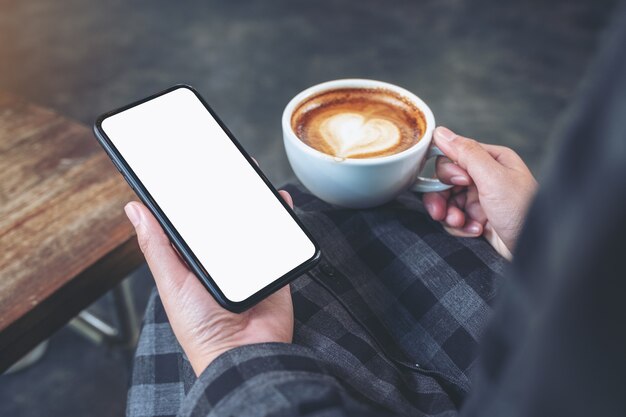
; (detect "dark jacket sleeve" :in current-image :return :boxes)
[460,3,626,416]
[177,343,395,417]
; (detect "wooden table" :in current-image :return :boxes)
[0,93,144,372]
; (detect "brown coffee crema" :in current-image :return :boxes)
[291,88,426,159]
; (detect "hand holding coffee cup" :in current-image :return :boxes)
[282,79,452,208]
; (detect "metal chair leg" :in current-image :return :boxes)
[69,279,139,348]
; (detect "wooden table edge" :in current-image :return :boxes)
[0,237,143,372]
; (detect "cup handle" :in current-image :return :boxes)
[411,145,454,193]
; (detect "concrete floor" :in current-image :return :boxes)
[0,0,619,416]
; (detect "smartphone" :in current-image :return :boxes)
[93,85,320,312]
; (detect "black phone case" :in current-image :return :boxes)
[93,84,321,313]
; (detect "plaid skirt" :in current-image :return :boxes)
[127,184,506,417]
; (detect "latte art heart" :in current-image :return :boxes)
[319,113,401,158]
[291,87,426,159]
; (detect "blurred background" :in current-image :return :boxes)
[0,0,619,415]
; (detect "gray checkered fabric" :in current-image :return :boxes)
[127,184,506,417]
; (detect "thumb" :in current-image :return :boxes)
[433,127,502,189]
[124,202,190,288]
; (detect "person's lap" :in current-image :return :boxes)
[127,185,506,417]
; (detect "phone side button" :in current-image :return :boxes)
[111,159,123,173]
[122,175,135,191]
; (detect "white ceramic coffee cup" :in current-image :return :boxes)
[282,79,452,208]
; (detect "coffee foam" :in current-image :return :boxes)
[291,88,426,159]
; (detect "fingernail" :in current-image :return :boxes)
[435,127,457,142]
[451,175,470,186]
[124,203,142,227]
[468,224,481,234]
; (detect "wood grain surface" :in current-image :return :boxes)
[0,93,143,370]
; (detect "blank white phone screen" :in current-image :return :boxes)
[101,87,316,302]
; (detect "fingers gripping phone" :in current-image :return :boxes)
[94,85,320,312]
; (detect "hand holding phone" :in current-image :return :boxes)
[124,194,294,376]
[93,85,321,371]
